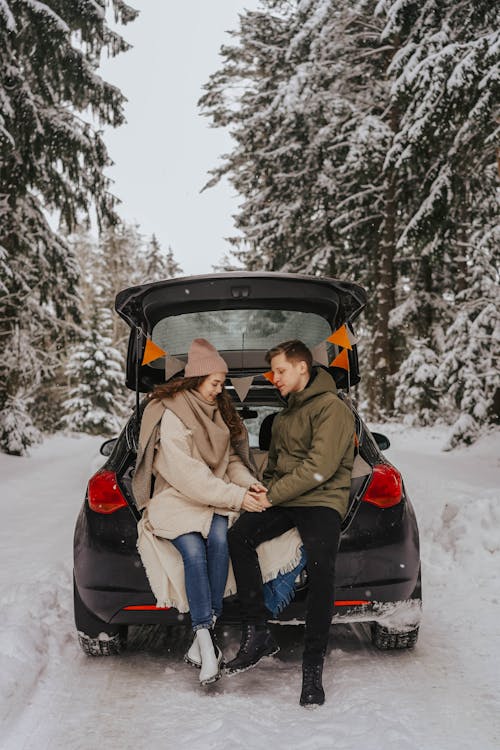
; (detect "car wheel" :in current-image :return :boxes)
[371,622,419,650]
[73,575,127,656]
[77,630,126,656]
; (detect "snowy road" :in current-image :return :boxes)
[1,427,499,750]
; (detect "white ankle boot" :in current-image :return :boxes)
[185,632,202,668]
[185,628,223,670]
[197,628,222,685]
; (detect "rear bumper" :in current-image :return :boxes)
[74,496,421,631]
[75,547,421,631]
[76,583,422,632]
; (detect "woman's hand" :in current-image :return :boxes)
[241,491,269,512]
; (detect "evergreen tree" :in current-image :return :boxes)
[437,207,500,448]
[139,235,183,282]
[98,223,144,352]
[62,307,125,436]
[199,0,404,414]
[63,226,181,436]
[165,245,183,279]
[382,0,499,406]
[200,0,499,434]
[393,338,442,425]
[0,0,138,453]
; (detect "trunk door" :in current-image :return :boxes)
[115,272,367,392]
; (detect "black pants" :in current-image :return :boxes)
[228,505,342,665]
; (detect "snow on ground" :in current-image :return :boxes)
[0,426,499,750]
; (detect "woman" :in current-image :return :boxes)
[132,338,266,686]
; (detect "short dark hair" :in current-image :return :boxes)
[265,339,313,375]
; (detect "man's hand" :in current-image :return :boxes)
[241,491,268,512]
[241,484,273,511]
[258,494,272,509]
[249,483,272,509]
[249,482,267,494]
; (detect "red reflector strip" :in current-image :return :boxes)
[124,602,370,611]
[123,605,171,611]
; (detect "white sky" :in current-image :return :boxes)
[98,0,260,276]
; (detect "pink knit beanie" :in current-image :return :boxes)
[184,338,228,377]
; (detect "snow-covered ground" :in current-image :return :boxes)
[1,426,499,750]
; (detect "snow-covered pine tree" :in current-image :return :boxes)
[63,225,136,432]
[393,338,442,425]
[200,1,326,273]
[62,306,125,436]
[0,0,138,453]
[436,198,500,449]
[381,0,499,418]
[65,226,182,435]
[201,0,499,433]
[199,0,404,414]
[29,228,98,435]
[164,245,183,279]
[139,235,183,282]
[98,222,144,353]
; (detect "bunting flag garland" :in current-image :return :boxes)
[327,324,352,351]
[142,339,167,366]
[230,376,254,402]
[165,354,186,380]
[330,348,350,371]
[137,320,358,393]
[311,341,329,366]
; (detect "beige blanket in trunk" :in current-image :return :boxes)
[137,511,303,612]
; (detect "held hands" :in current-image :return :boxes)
[241,483,272,512]
[250,483,272,509]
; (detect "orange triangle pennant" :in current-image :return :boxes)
[327,324,352,351]
[330,348,350,371]
[142,339,167,366]
[262,370,275,384]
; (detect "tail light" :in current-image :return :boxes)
[87,470,128,514]
[363,464,402,508]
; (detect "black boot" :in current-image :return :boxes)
[225,624,279,675]
[300,662,325,707]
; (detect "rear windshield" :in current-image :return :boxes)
[152,309,331,356]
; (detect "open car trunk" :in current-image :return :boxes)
[115,272,368,392]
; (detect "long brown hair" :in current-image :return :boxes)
[149,376,243,444]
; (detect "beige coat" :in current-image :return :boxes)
[147,408,256,539]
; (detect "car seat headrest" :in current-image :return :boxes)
[259,413,277,451]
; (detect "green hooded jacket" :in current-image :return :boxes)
[263,367,355,519]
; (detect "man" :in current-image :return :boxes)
[225,339,355,707]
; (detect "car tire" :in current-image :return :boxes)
[77,630,126,656]
[371,622,419,650]
[73,575,127,656]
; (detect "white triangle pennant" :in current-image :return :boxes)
[229,375,254,402]
[347,325,359,345]
[165,354,185,381]
[311,341,329,366]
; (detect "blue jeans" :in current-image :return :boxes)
[171,513,229,631]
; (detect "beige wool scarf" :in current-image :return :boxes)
[167,389,230,470]
[133,391,256,510]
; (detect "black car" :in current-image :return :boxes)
[73,272,421,655]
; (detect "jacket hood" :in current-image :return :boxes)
[287,367,337,410]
